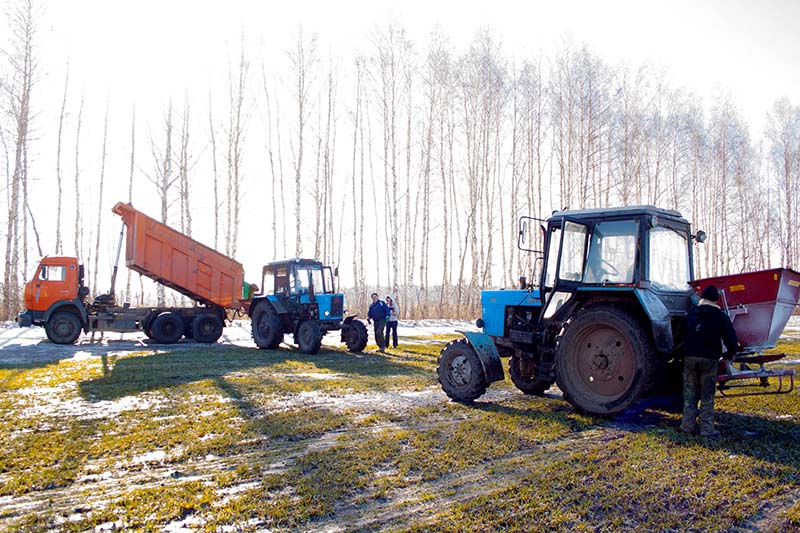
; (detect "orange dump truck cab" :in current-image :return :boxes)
[18,256,90,342]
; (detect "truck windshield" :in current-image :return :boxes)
[583,220,638,284]
[649,226,691,291]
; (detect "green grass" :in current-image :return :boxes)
[1,336,799,531]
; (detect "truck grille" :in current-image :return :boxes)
[331,295,344,317]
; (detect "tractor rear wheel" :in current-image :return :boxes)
[343,319,368,353]
[45,311,82,345]
[252,305,282,349]
[192,313,224,343]
[150,312,184,344]
[437,338,487,403]
[297,320,323,354]
[556,306,655,416]
[509,356,552,396]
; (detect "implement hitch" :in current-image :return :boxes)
[717,353,795,397]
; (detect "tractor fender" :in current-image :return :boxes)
[44,299,88,330]
[249,296,287,317]
[459,330,505,384]
[343,314,359,324]
[634,288,674,353]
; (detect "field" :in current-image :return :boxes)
[0,324,799,532]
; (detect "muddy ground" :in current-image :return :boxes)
[1,321,799,532]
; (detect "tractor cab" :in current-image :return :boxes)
[259,258,343,321]
[534,206,699,326]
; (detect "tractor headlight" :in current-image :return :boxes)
[324,310,330,316]
[476,318,485,328]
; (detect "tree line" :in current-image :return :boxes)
[2,0,800,320]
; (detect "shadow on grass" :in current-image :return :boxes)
[78,345,430,402]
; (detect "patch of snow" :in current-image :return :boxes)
[131,450,166,465]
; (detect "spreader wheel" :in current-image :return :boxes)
[556,306,656,416]
[437,338,488,403]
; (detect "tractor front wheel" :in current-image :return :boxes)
[556,306,655,416]
[343,319,368,353]
[297,320,323,354]
[437,338,487,403]
[509,356,552,396]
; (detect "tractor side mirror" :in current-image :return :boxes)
[518,216,545,253]
[694,230,707,243]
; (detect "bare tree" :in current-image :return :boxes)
[225,33,251,259]
[54,60,69,255]
[288,26,318,257]
[91,98,110,295]
[2,0,38,319]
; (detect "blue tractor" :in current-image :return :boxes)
[249,258,368,354]
[438,206,707,415]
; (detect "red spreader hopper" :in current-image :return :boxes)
[691,268,800,397]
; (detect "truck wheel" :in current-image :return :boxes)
[509,356,552,396]
[150,312,184,344]
[192,313,223,343]
[297,320,323,354]
[343,319,368,353]
[556,306,655,416]
[437,338,487,403]
[252,305,282,349]
[45,311,82,344]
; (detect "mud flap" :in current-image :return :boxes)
[460,330,505,383]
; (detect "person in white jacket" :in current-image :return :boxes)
[385,295,399,349]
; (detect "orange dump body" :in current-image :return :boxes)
[112,202,244,309]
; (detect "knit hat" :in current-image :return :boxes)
[700,285,720,302]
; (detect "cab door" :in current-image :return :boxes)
[27,261,76,312]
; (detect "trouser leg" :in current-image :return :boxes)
[387,321,398,347]
[681,358,701,432]
[697,358,719,435]
[374,320,386,350]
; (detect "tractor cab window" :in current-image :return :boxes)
[649,226,691,291]
[290,268,310,294]
[558,221,588,282]
[39,265,66,282]
[274,268,289,294]
[310,268,325,294]
[543,227,561,288]
[583,220,638,284]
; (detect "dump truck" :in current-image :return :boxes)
[437,206,797,415]
[248,258,369,354]
[18,202,246,344]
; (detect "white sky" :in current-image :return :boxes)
[41,0,800,133]
[14,0,800,290]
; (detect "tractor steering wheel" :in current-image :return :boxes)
[600,259,619,278]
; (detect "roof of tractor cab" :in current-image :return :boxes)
[265,258,324,269]
[548,205,690,225]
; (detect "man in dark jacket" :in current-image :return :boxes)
[681,285,739,438]
[367,293,389,353]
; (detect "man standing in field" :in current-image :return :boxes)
[367,292,389,353]
[681,285,739,438]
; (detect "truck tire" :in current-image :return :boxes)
[555,306,655,416]
[297,320,323,354]
[45,311,82,345]
[192,313,223,343]
[252,305,282,349]
[509,356,552,396]
[437,338,487,403]
[150,312,184,344]
[343,319,368,353]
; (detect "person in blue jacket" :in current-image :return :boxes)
[367,292,389,353]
